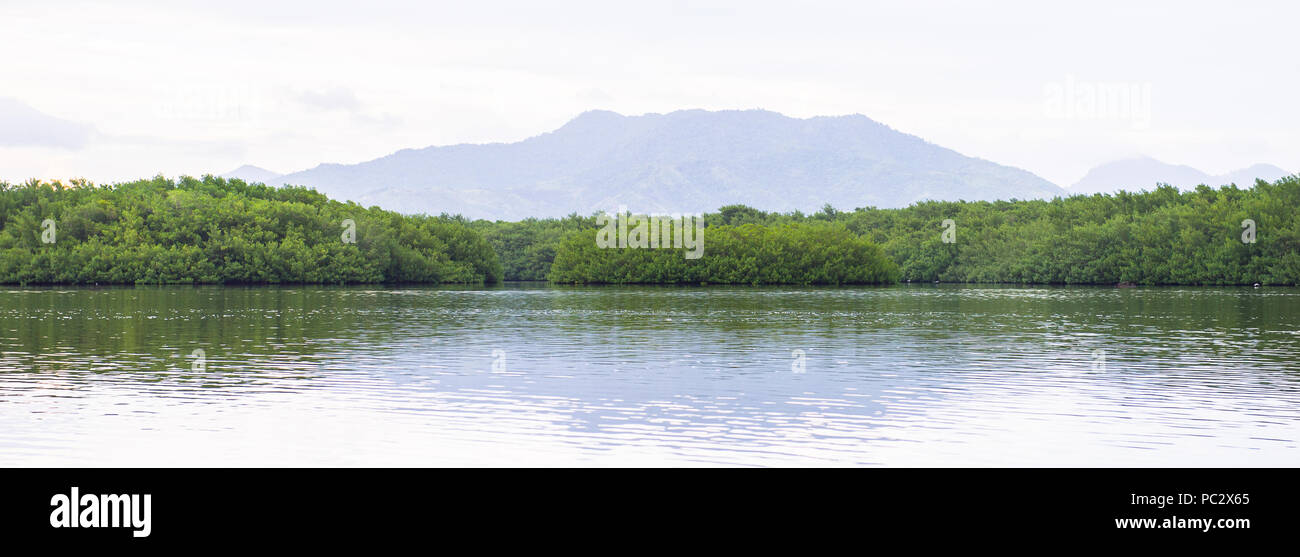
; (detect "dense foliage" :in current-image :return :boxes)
[0,176,501,285]
[486,176,1300,286]
[470,214,596,281]
[548,221,900,285]
[842,178,1300,285]
[703,179,1299,285]
[5,174,1296,286]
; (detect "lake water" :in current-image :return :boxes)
[1,284,1297,466]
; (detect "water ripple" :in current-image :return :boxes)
[0,284,1297,466]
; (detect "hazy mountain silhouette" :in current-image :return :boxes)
[1216,163,1292,188]
[220,165,282,184]
[258,109,1064,220]
[1070,157,1291,195]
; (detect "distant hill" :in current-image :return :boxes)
[1216,163,1292,188]
[1070,157,1291,195]
[246,109,1065,220]
[220,165,282,184]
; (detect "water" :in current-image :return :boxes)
[1,284,1297,466]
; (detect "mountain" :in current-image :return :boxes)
[1216,163,1292,188]
[266,109,1064,220]
[1070,157,1291,195]
[220,165,282,184]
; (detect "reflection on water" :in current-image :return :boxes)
[1,284,1297,466]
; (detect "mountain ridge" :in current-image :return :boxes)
[235,109,1067,220]
[219,165,282,184]
[1070,157,1291,195]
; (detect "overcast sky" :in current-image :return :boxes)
[2,0,1296,187]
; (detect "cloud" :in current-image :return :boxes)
[295,87,363,112]
[576,88,614,104]
[351,111,402,130]
[0,97,94,149]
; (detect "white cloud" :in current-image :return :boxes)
[1,0,1297,186]
[295,87,363,112]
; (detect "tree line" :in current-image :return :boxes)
[4,174,1297,286]
[472,175,1299,286]
[547,220,900,285]
[0,176,501,284]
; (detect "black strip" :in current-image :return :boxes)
[2,468,1289,549]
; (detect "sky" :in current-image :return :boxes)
[1,0,1297,188]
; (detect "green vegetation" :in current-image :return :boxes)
[497,176,1300,286]
[548,221,900,285]
[5,174,1298,286]
[839,178,1300,286]
[0,176,501,285]
[470,214,596,281]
